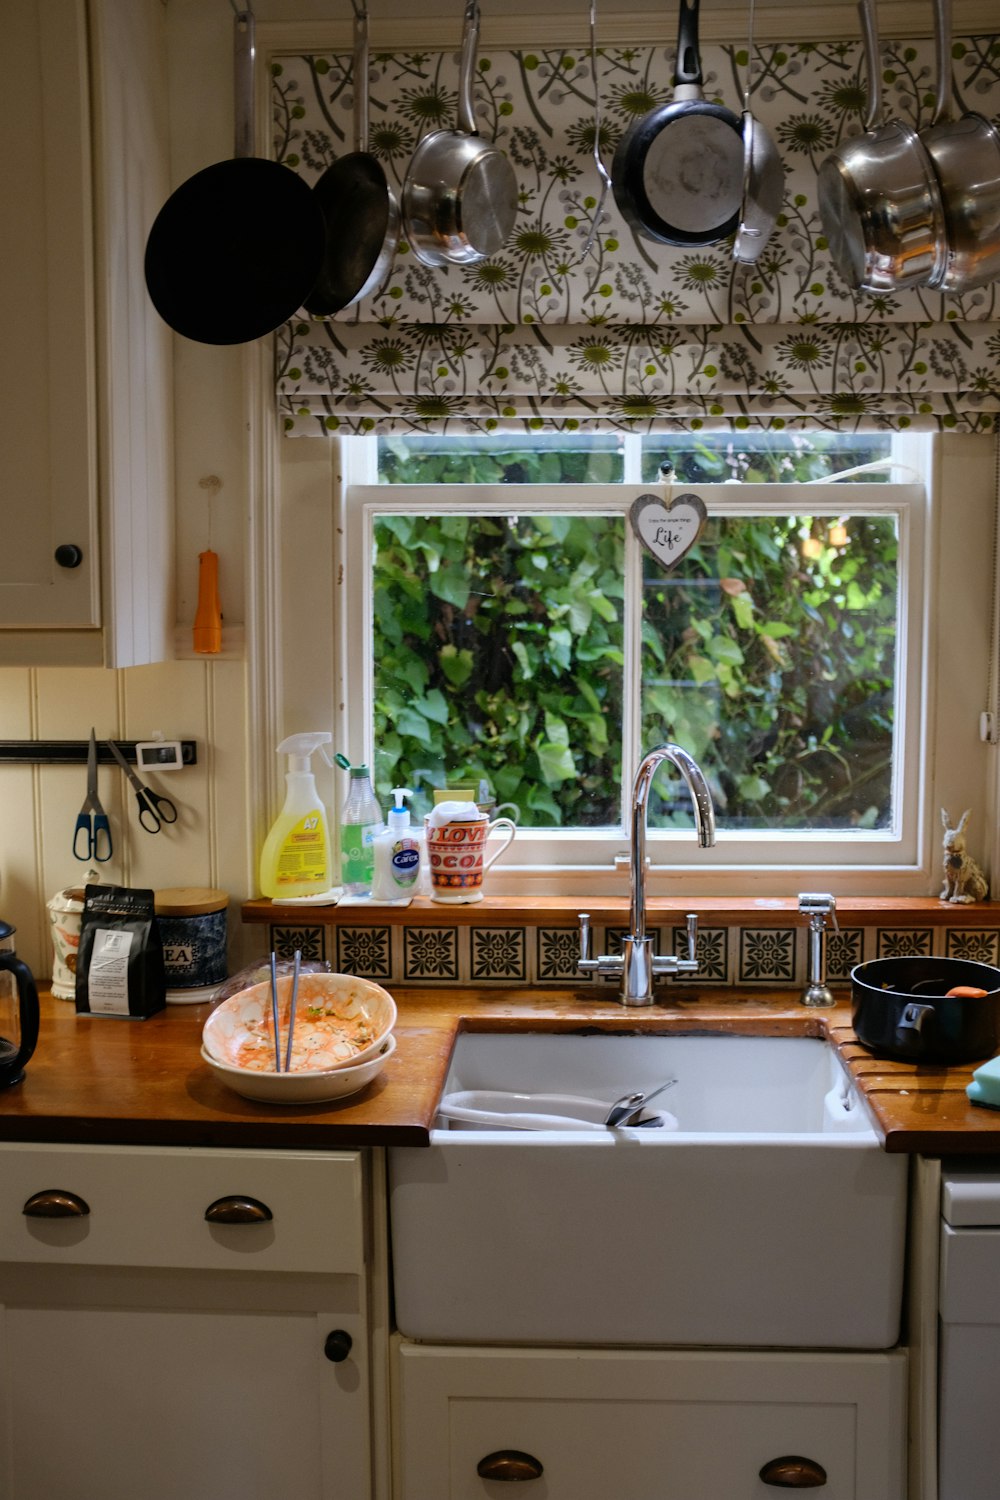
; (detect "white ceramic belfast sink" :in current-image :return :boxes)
[388,1031,908,1349]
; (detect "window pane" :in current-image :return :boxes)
[372,513,626,826]
[378,433,625,484]
[641,431,892,483]
[640,514,899,831]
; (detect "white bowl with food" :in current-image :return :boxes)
[201,1032,396,1104]
[203,971,396,1074]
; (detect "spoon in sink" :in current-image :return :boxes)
[604,1077,677,1128]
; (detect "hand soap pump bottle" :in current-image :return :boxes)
[258,733,336,900]
[371,788,424,901]
[336,755,383,897]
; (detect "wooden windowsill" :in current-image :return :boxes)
[242,894,1000,928]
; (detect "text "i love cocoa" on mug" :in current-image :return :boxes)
[425,802,516,904]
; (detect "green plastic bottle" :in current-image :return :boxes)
[337,756,383,896]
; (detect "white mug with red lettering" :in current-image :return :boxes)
[425,801,516,903]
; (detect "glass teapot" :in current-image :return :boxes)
[0,921,40,1088]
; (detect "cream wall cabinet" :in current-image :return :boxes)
[394,1341,908,1499]
[0,0,173,668]
[0,1144,373,1500]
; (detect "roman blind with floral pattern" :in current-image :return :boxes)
[273,28,1000,434]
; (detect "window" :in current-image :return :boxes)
[337,431,992,892]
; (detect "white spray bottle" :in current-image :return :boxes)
[258,732,336,900]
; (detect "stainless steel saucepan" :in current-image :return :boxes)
[817,0,945,292]
[920,0,1000,293]
[401,0,518,267]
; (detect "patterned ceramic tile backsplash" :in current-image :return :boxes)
[260,915,1000,988]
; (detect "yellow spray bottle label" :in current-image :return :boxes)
[273,812,328,887]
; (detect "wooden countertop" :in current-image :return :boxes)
[3,988,1000,1154]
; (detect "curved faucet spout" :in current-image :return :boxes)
[577,743,717,1004]
[630,744,716,945]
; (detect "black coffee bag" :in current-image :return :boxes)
[76,885,166,1019]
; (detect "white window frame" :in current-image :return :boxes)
[337,432,993,898]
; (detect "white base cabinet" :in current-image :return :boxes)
[394,1340,907,1500]
[0,1144,372,1500]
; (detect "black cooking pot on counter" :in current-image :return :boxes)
[851,956,1000,1064]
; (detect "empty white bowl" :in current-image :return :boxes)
[203,972,396,1074]
[201,1032,396,1104]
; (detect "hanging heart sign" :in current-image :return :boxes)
[629,491,707,571]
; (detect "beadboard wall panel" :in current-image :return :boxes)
[0,661,250,978]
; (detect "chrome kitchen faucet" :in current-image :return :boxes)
[578,744,716,1006]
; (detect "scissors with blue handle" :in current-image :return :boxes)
[107,739,179,834]
[73,729,113,862]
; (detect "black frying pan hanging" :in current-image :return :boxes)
[612,0,745,246]
[144,8,326,345]
[305,1,400,317]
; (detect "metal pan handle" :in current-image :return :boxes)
[456,0,481,137]
[351,0,370,154]
[858,0,883,132]
[232,9,255,160]
[931,0,955,125]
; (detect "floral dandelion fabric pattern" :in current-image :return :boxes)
[273,29,1000,433]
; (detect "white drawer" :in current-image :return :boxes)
[395,1342,908,1500]
[0,1144,364,1275]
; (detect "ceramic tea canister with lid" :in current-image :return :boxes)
[153,887,229,1002]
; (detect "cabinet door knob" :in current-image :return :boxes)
[759,1455,828,1487]
[23,1188,90,1218]
[54,544,83,569]
[324,1330,353,1363]
[204,1195,273,1224]
[476,1450,544,1482]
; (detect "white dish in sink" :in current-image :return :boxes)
[437,1089,677,1131]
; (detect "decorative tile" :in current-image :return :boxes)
[825,927,864,982]
[335,925,392,979]
[471,928,527,982]
[876,928,933,958]
[739,928,795,983]
[671,925,728,983]
[270,925,326,962]
[403,926,459,981]
[538,927,591,983]
[945,928,1000,965]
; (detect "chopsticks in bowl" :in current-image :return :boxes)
[269,951,281,1071]
[284,949,301,1072]
[269,948,303,1073]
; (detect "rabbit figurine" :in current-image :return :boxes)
[940,808,989,904]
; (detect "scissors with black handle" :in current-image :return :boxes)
[107,740,179,834]
[73,729,113,862]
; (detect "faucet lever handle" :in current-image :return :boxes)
[685,912,698,963]
[578,912,592,964]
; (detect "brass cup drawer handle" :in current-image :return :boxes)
[204,1195,274,1224]
[476,1450,544,1482]
[760,1455,828,1488]
[23,1189,91,1219]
